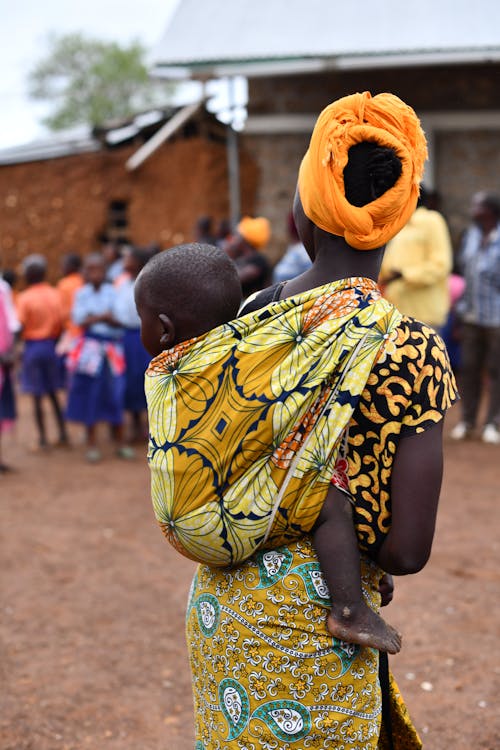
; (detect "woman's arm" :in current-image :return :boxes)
[375,420,444,575]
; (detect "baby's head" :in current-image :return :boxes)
[134,242,242,357]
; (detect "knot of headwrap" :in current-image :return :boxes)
[237,216,271,249]
[298,91,427,250]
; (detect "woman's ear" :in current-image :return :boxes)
[158,313,176,348]
[293,186,315,261]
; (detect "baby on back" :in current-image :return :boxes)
[135,242,401,654]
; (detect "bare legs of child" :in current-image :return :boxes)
[85,424,101,463]
[313,486,402,654]
[32,391,69,449]
[111,423,135,460]
[84,423,135,462]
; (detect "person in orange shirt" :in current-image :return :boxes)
[16,254,69,450]
[56,253,84,385]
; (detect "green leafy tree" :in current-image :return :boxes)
[29,32,172,130]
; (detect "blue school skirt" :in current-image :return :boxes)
[123,328,150,412]
[66,335,125,427]
[20,338,61,396]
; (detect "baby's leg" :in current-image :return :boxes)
[313,486,402,654]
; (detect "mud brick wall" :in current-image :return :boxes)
[0,137,257,281]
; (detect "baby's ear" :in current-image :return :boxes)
[158,313,175,347]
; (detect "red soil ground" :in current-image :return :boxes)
[1,395,499,750]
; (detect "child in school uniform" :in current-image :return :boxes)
[66,253,133,463]
[114,247,152,443]
[16,255,68,450]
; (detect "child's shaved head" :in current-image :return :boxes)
[135,243,242,355]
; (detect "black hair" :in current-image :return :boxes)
[343,142,403,207]
[477,192,500,219]
[196,216,214,236]
[2,268,17,288]
[126,245,152,272]
[143,242,161,256]
[23,254,47,284]
[417,184,429,208]
[137,243,242,334]
[62,252,82,273]
[217,218,232,240]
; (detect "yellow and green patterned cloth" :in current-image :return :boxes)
[185,309,457,749]
[145,277,402,566]
[188,540,422,750]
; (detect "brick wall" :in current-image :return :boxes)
[0,137,257,281]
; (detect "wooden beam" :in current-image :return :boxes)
[125,101,203,171]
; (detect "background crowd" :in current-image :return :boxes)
[1,186,500,472]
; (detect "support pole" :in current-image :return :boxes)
[226,77,241,229]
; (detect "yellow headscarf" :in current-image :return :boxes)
[298,91,427,251]
[237,216,271,249]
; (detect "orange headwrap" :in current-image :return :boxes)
[237,216,271,249]
[298,91,427,250]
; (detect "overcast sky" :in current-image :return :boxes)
[0,0,181,149]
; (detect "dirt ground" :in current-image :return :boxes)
[1,395,499,750]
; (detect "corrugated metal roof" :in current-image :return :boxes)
[151,0,500,72]
[0,132,100,166]
[0,108,186,166]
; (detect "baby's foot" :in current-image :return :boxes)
[327,605,402,654]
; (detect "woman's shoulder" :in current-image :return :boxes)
[239,282,285,315]
[367,314,458,430]
[391,315,451,366]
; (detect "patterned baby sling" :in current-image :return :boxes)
[145,278,402,566]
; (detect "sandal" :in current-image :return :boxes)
[86,448,102,463]
[116,445,135,460]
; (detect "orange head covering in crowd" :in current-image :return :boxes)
[237,216,271,249]
[298,91,427,251]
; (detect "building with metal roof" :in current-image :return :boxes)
[151,0,500,258]
[151,0,500,76]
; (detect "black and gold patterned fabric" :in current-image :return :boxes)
[347,316,458,554]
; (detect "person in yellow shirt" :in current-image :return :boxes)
[379,187,453,330]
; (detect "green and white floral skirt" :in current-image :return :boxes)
[186,537,421,749]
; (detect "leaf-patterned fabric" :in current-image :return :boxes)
[145,277,402,566]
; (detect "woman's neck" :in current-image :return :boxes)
[281,234,384,298]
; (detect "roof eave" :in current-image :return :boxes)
[151,48,500,80]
